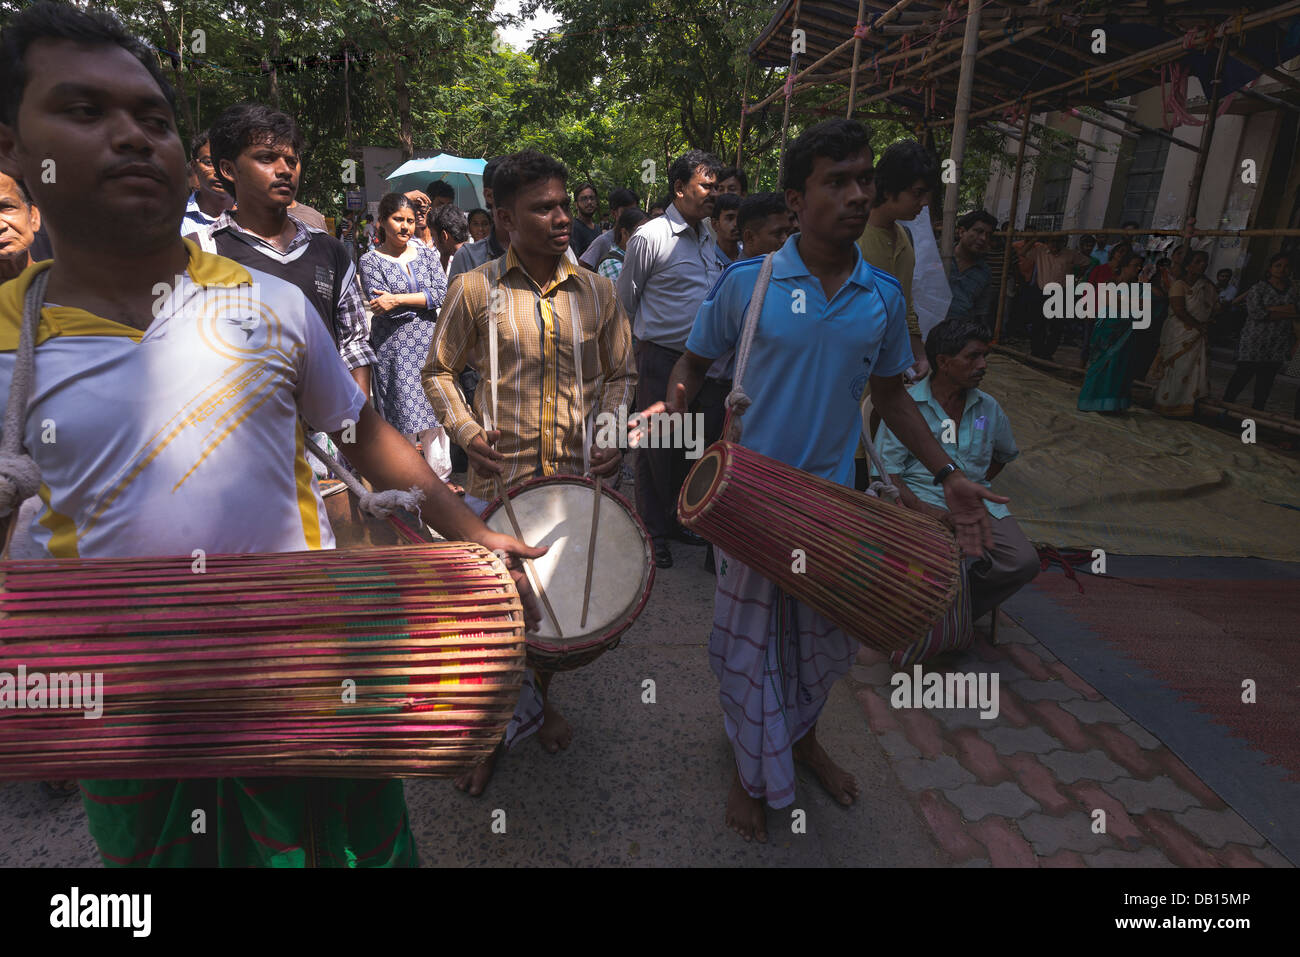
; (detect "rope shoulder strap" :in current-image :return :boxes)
[723,252,775,435]
[0,269,50,520]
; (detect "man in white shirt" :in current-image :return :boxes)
[616,150,722,568]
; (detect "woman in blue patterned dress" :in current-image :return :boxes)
[360,193,459,489]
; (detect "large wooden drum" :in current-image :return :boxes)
[0,538,526,781]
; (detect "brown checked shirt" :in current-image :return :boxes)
[423,246,637,501]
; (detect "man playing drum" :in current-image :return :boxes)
[644,119,1007,842]
[0,1,544,867]
[423,149,636,795]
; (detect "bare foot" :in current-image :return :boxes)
[454,744,501,797]
[793,727,859,806]
[725,768,768,842]
[536,698,572,753]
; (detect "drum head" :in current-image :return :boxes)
[482,477,653,652]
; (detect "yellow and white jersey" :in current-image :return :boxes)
[0,240,367,559]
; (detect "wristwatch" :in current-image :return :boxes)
[932,463,961,486]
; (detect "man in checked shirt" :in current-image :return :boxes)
[423,149,636,796]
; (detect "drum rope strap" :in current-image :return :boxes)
[0,269,51,521]
[301,433,425,520]
[567,287,590,475]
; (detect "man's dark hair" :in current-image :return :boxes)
[667,149,722,195]
[609,187,638,209]
[616,207,649,239]
[873,139,939,206]
[482,156,507,192]
[782,118,872,193]
[714,192,741,215]
[738,192,788,234]
[653,194,671,212]
[1121,219,1140,229]
[0,1,177,128]
[190,130,211,160]
[426,180,456,201]
[925,316,992,373]
[718,166,749,193]
[467,207,491,225]
[957,209,996,231]
[491,149,567,210]
[207,103,305,198]
[432,203,469,243]
[574,181,598,201]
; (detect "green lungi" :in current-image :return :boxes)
[79,777,418,867]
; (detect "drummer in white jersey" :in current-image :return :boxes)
[423,149,636,795]
[644,119,1006,841]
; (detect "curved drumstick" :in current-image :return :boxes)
[494,473,564,638]
[579,475,602,628]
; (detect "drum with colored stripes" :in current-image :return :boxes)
[0,539,526,781]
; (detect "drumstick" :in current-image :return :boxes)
[494,472,564,638]
[579,474,602,628]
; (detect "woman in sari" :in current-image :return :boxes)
[1147,249,1217,417]
[1078,252,1143,412]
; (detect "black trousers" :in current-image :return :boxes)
[633,340,728,542]
[1029,288,1061,360]
[1223,361,1283,411]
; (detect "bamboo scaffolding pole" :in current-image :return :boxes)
[846,0,870,117]
[736,61,751,170]
[776,0,802,186]
[1198,398,1300,435]
[990,227,1300,239]
[991,344,1084,377]
[1183,33,1231,237]
[1230,47,1300,95]
[1065,107,1140,142]
[990,124,1091,175]
[941,0,983,268]
[992,99,1032,343]
[969,0,1300,123]
[1093,105,1201,153]
[747,0,924,113]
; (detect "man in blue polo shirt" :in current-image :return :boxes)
[875,316,1038,623]
[642,119,1007,843]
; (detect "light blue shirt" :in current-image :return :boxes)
[617,203,721,352]
[686,234,913,486]
[874,376,1019,518]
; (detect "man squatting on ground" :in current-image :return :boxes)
[0,1,544,867]
[637,119,1006,842]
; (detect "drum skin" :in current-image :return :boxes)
[481,476,655,673]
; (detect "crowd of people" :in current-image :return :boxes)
[0,1,1295,866]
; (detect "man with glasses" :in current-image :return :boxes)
[181,129,233,235]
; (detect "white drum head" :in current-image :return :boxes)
[483,478,652,647]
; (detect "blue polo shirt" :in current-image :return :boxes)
[686,234,913,485]
[874,375,1019,518]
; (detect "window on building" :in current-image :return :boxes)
[1120,132,1172,228]
[1030,155,1073,232]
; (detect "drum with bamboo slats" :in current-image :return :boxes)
[0,541,526,781]
[678,440,960,652]
[480,475,654,672]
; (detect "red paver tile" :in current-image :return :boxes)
[1003,643,1055,681]
[1025,699,1096,752]
[916,789,985,862]
[1134,810,1220,868]
[1067,781,1146,850]
[856,686,901,734]
[1002,752,1076,815]
[1213,843,1267,868]
[895,706,947,760]
[1039,849,1087,868]
[1091,722,1161,779]
[952,728,1012,785]
[994,685,1034,729]
[1047,661,1104,701]
[1154,749,1228,811]
[969,816,1037,867]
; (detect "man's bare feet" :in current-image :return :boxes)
[537,698,572,753]
[793,726,859,806]
[454,744,501,797]
[725,768,768,842]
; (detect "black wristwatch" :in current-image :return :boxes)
[932,463,961,486]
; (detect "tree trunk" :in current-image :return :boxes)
[267,2,282,110]
[150,1,196,136]
[393,52,413,160]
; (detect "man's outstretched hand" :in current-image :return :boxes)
[476,529,549,632]
[941,474,1009,557]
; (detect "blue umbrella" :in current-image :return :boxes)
[386,154,487,210]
